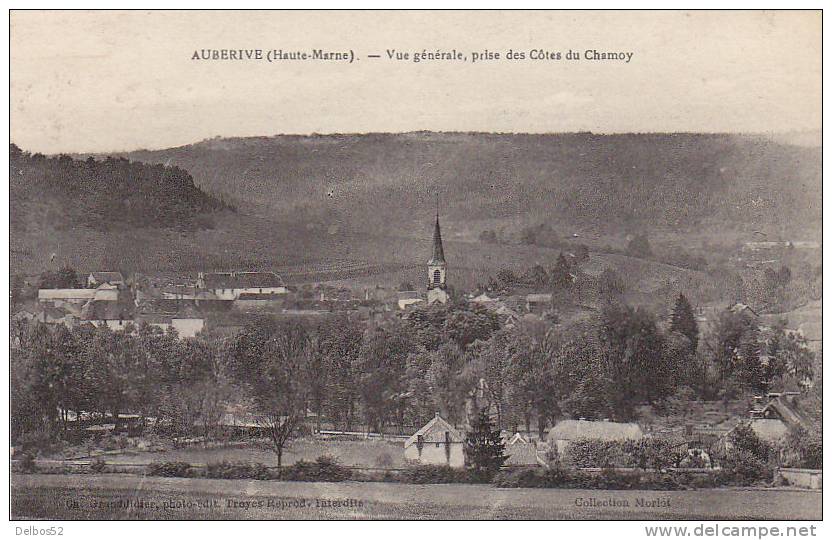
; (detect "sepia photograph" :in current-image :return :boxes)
[6,8,823,526]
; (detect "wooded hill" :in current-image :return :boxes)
[10,144,229,232]
[8,133,820,285]
[122,132,821,239]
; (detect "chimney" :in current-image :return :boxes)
[435,411,441,419]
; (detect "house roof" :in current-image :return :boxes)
[39,288,97,300]
[505,432,530,445]
[526,293,553,302]
[96,283,119,291]
[504,442,541,466]
[137,313,174,325]
[405,414,464,447]
[81,300,133,321]
[162,285,199,296]
[43,306,71,320]
[760,396,810,430]
[730,303,759,317]
[203,271,284,289]
[89,271,125,283]
[547,419,643,442]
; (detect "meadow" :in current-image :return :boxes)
[77,438,408,469]
[11,473,823,520]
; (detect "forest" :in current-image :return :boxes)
[11,295,817,464]
[10,143,230,231]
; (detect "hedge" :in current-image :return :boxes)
[206,460,272,480]
[147,461,193,477]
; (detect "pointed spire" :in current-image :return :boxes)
[428,201,445,265]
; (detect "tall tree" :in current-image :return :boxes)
[600,304,670,411]
[425,342,469,427]
[549,253,573,290]
[670,293,699,351]
[230,318,311,468]
[317,316,364,431]
[464,408,507,480]
[356,321,414,434]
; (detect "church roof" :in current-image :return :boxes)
[427,215,446,265]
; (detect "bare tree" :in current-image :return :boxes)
[231,318,311,469]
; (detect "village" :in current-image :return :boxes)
[9,210,823,496]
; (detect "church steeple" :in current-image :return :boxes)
[427,201,447,298]
[428,213,445,265]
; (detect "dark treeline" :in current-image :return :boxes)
[10,144,231,231]
[10,297,816,462]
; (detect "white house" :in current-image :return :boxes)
[140,314,205,338]
[404,413,466,468]
[197,271,287,300]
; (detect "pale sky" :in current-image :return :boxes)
[10,10,821,154]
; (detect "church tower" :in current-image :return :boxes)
[427,209,449,304]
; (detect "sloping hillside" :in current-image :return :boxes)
[122,132,821,239]
[10,133,820,297]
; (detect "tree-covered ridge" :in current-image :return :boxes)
[10,144,231,231]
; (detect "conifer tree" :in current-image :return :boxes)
[464,408,506,479]
[670,293,699,351]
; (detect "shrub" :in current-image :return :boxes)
[623,438,684,470]
[589,467,640,490]
[492,466,698,490]
[16,427,60,456]
[718,450,774,486]
[281,455,351,482]
[99,433,130,451]
[729,423,772,462]
[90,457,107,473]
[19,453,37,473]
[147,461,192,478]
[781,427,822,469]
[398,464,474,484]
[206,461,273,480]
[493,467,574,488]
[565,439,630,468]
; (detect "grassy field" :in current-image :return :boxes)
[93,438,407,469]
[11,473,822,520]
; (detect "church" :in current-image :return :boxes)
[426,211,449,305]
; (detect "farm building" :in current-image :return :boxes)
[197,271,287,300]
[404,413,465,468]
[547,419,643,455]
